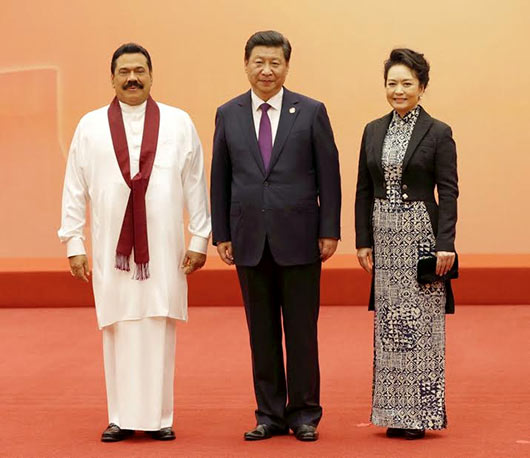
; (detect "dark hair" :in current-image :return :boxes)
[384,48,430,88]
[111,43,152,74]
[244,30,292,62]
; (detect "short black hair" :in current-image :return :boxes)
[244,30,292,62]
[111,43,152,74]
[384,48,430,88]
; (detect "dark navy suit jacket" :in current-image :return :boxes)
[211,88,341,266]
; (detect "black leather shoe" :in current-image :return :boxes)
[146,427,176,441]
[386,427,405,438]
[292,424,319,441]
[403,429,425,440]
[244,424,289,441]
[101,423,134,442]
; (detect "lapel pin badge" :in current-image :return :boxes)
[289,107,296,114]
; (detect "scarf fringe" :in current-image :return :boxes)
[115,255,149,280]
[134,262,150,281]
[115,254,130,272]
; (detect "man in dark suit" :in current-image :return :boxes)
[210,30,341,442]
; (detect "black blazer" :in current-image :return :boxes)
[355,106,458,313]
[211,88,341,266]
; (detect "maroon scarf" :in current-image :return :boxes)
[107,96,160,280]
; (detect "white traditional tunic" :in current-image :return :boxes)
[103,316,177,430]
[58,100,211,328]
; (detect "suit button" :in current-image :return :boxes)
[402,193,408,200]
[402,184,408,190]
[264,181,269,187]
[261,209,265,212]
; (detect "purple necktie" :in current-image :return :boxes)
[258,103,272,170]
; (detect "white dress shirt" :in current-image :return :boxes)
[251,87,284,145]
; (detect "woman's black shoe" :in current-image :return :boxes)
[404,429,425,440]
[386,428,405,437]
[386,428,425,439]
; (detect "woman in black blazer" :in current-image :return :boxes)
[355,49,458,439]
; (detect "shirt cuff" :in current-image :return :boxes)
[188,236,208,254]
[66,238,86,257]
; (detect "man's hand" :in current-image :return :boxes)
[181,250,207,275]
[216,241,234,265]
[319,238,338,262]
[357,247,373,274]
[435,251,455,276]
[69,255,90,282]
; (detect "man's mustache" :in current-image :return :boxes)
[123,81,144,90]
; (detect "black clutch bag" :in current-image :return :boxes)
[417,253,459,284]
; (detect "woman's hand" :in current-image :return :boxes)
[436,251,455,276]
[357,247,373,274]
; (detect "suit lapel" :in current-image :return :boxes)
[371,112,392,174]
[236,91,266,176]
[402,107,433,171]
[266,88,299,177]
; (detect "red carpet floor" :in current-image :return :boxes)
[0,306,528,457]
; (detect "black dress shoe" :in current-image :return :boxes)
[244,424,289,441]
[403,429,425,440]
[386,427,405,438]
[292,424,319,442]
[146,427,176,441]
[101,423,134,442]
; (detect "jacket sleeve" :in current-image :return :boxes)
[434,124,458,252]
[355,125,374,248]
[312,103,341,239]
[210,108,232,245]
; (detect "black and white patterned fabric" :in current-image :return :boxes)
[371,106,447,430]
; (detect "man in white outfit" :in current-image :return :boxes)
[58,43,211,442]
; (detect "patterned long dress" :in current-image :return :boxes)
[371,107,447,430]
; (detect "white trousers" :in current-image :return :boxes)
[102,316,176,431]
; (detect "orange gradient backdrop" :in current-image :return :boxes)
[1,0,529,258]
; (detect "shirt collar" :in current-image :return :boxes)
[118,99,147,114]
[392,105,420,124]
[251,87,284,113]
